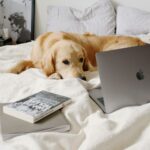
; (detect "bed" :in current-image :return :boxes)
[1,0,150,149]
[0,35,150,150]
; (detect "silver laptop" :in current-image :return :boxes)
[89,44,150,113]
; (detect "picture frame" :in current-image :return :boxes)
[0,0,35,44]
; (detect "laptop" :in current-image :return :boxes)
[89,44,150,113]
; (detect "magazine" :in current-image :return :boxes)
[3,91,71,123]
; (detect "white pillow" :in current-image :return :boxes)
[47,0,116,35]
[116,6,150,35]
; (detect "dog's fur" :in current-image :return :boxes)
[10,32,145,80]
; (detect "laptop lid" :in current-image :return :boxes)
[96,44,150,113]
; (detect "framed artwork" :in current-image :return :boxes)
[0,0,35,44]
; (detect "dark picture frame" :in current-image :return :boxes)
[0,0,35,44]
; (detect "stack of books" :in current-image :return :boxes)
[0,91,72,140]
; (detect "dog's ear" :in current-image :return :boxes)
[42,50,55,76]
[82,49,96,71]
[83,56,89,71]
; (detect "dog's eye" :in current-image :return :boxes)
[62,59,70,65]
[79,58,84,63]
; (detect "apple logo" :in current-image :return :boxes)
[136,70,144,80]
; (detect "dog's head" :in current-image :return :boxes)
[42,40,93,80]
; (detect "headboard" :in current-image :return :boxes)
[35,0,150,38]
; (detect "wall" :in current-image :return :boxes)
[35,0,150,38]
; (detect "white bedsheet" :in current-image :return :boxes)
[0,35,150,150]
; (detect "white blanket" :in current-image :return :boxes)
[0,35,150,150]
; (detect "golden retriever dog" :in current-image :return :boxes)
[10,32,145,80]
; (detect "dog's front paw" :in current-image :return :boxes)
[48,73,62,80]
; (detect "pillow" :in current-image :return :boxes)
[47,0,116,35]
[116,6,150,35]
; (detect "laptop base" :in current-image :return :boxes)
[88,88,106,113]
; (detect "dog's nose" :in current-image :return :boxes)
[79,76,86,81]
